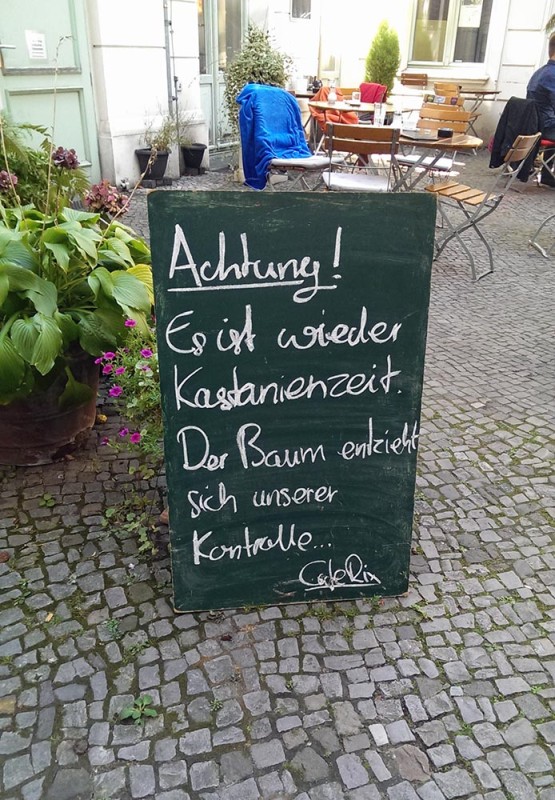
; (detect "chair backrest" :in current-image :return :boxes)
[433,81,464,106]
[400,72,428,89]
[360,82,387,103]
[417,103,472,133]
[337,87,358,98]
[483,133,542,200]
[325,122,399,159]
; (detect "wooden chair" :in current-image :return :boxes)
[400,72,428,90]
[426,133,541,280]
[323,122,400,192]
[433,81,464,107]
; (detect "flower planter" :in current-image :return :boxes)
[0,355,100,466]
[135,148,170,181]
[180,143,207,174]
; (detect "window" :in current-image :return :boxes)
[410,0,492,64]
[292,0,311,20]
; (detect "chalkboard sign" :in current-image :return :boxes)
[148,191,435,612]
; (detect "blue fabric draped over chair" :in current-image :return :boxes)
[237,84,316,190]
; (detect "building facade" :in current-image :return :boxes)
[0,0,554,186]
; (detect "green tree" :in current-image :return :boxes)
[365,21,401,95]
[223,24,292,134]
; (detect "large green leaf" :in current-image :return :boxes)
[58,365,95,411]
[0,265,57,315]
[30,314,63,375]
[64,223,102,260]
[111,271,151,314]
[10,317,39,363]
[0,336,26,401]
[98,238,133,268]
[0,228,37,270]
[77,310,119,355]
[43,241,70,272]
[88,267,115,301]
[54,311,80,347]
[60,207,101,225]
[126,264,154,305]
[0,272,9,306]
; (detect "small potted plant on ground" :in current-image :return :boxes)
[0,115,153,465]
[135,113,174,181]
[175,111,207,175]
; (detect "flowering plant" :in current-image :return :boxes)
[84,179,129,219]
[98,322,162,460]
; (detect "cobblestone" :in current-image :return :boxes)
[1,157,554,799]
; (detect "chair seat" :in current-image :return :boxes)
[396,154,460,172]
[323,171,391,192]
[426,180,487,205]
[270,155,329,169]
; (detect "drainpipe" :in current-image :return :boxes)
[163,0,174,115]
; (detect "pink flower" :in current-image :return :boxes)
[125,319,136,328]
[130,432,142,444]
[103,351,116,361]
[140,349,153,358]
[109,385,122,397]
[119,428,129,437]
[102,364,113,375]
[115,367,126,375]
[100,436,110,446]
[94,357,103,365]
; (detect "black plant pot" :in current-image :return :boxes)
[135,148,170,180]
[180,143,207,174]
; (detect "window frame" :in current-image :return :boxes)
[290,0,312,21]
[408,0,491,68]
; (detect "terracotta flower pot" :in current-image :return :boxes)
[0,354,100,466]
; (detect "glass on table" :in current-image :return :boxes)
[351,90,361,103]
[373,103,386,126]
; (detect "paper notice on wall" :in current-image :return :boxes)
[458,0,483,28]
[25,31,47,60]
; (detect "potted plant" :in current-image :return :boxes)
[135,113,174,181]
[174,111,207,174]
[223,24,292,177]
[0,116,153,465]
[365,21,401,96]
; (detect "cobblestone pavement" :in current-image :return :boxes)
[1,153,554,800]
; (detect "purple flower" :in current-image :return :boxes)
[130,432,142,444]
[94,357,103,365]
[115,366,126,375]
[118,428,129,437]
[103,351,116,361]
[102,364,113,375]
[109,385,122,397]
[124,319,136,328]
[100,436,110,446]
[52,146,80,169]
[140,349,153,358]
[0,170,18,193]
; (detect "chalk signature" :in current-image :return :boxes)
[299,553,381,592]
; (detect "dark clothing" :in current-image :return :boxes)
[526,59,555,133]
[527,60,555,186]
[489,97,539,182]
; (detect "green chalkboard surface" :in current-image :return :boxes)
[147,191,435,612]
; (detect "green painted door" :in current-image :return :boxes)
[0,0,100,180]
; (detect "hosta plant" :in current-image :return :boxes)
[0,204,153,405]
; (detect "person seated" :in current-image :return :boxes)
[526,33,555,186]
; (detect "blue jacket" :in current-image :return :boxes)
[237,84,312,190]
[526,59,555,135]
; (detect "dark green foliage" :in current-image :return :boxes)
[365,21,401,94]
[223,24,292,133]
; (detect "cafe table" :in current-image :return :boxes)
[394,132,483,191]
[460,89,501,136]
[308,99,394,150]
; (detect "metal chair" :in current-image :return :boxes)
[322,123,400,193]
[533,136,555,187]
[426,133,541,280]
[529,212,555,258]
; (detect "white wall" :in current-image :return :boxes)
[87,0,206,185]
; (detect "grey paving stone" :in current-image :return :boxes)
[387,780,421,800]
[291,746,331,782]
[250,739,286,768]
[189,759,219,791]
[513,745,552,773]
[159,760,188,789]
[433,768,477,799]
[220,777,259,800]
[179,728,211,755]
[337,753,369,789]
[45,768,93,800]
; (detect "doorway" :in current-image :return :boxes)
[197,0,245,151]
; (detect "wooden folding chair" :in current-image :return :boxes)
[426,134,541,280]
[396,104,473,185]
[323,123,400,192]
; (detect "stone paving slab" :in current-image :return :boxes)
[1,155,554,799]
